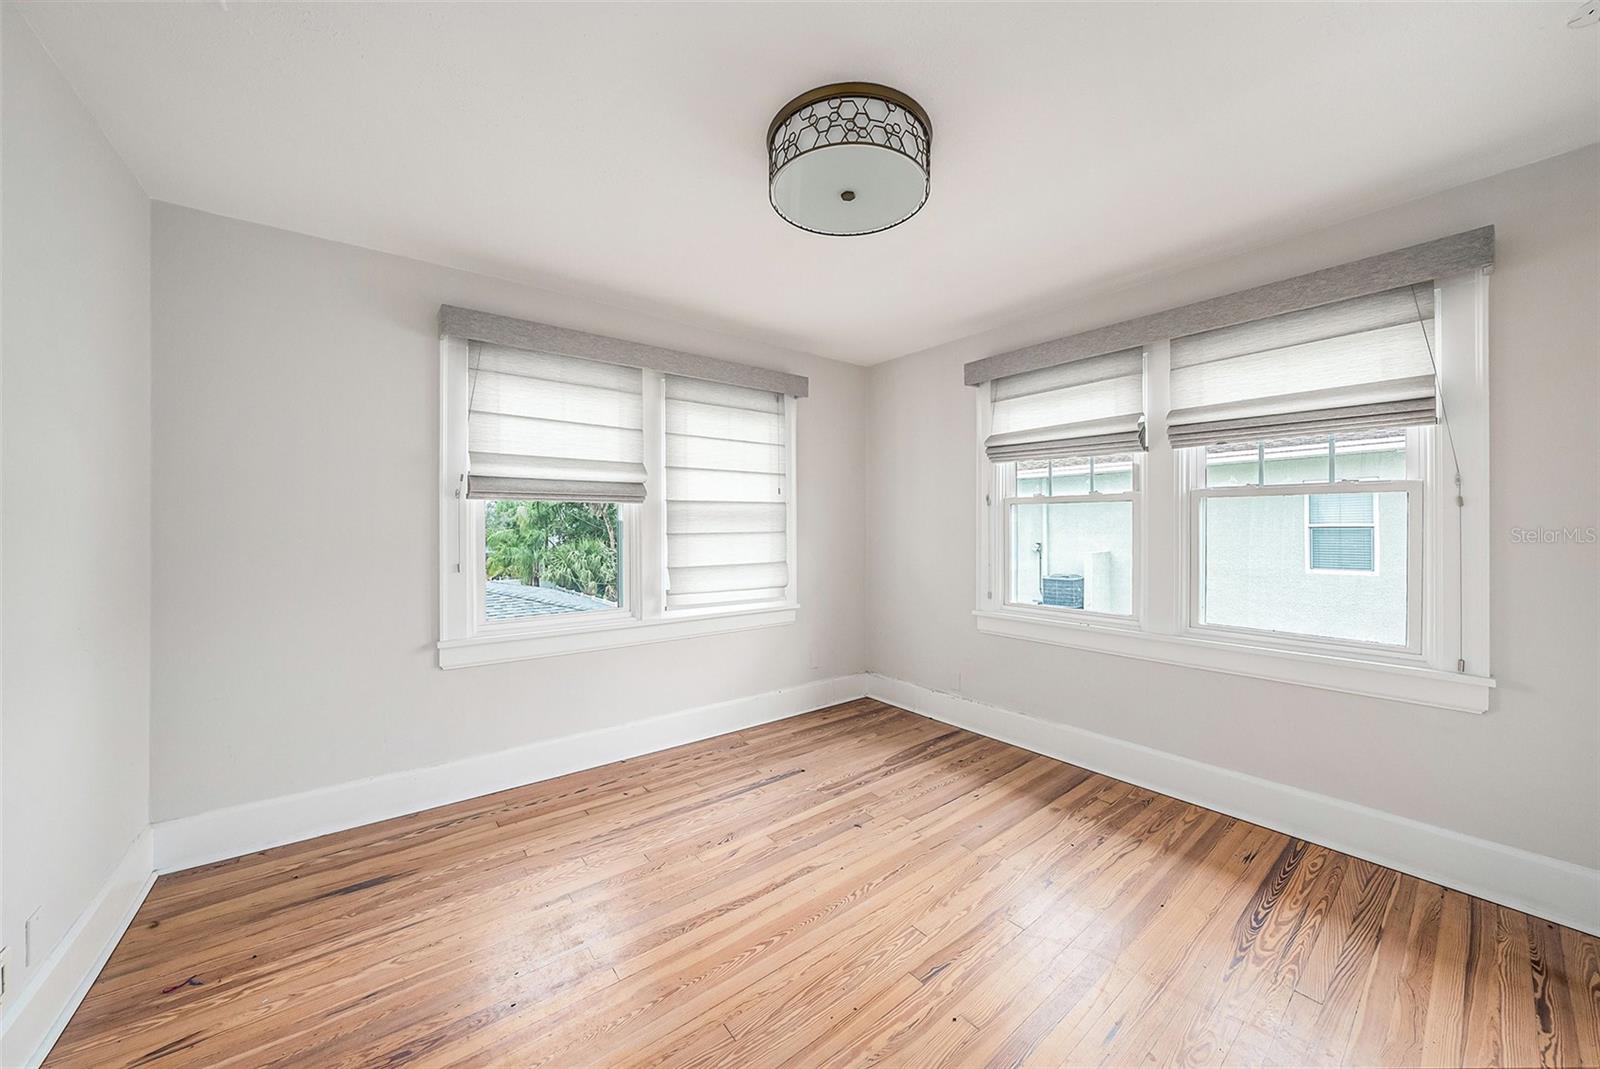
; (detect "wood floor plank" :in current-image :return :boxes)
[41,701,1600,1069]
[1166,840,1330,1068]
[1562,925,1600,1064]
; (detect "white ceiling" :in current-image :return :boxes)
[19,2,1599,364]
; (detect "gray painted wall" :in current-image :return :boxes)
[866,146,1600,870]
[2,4,152,1009]
[149,204,869,821]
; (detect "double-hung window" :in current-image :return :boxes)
[438,307,805,668]
[1171,284,1436,654]
[982,348,1146,622]
[467,343,644,627]
[971,228,1495,712]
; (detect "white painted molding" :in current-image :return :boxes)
[973,610,1494,713]
[2,830,156,1069]
[866,673,1599,937]
[154,674,870,873]
[437,605,799,669]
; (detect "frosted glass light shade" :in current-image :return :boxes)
[768,83,931,236]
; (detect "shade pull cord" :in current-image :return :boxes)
[1412,282,1468,673]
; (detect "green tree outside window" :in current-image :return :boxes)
[484,501,620,603]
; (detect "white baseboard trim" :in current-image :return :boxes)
[1,829,156,1069]
[866,673,1600,938]
[153,673,872,874]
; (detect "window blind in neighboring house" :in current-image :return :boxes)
[1166,284,1437,448]
[1310,527,1377,571]
[465,342,647,502]
[984,347,1146,462]
[664,376,789,609]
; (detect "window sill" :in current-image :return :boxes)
[972,610,1494,713]
[439,604,798,669]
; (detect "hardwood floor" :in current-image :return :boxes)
[45,700,1600,1068]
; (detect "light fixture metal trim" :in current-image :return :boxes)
[767,81,932,237]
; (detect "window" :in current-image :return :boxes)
[1306,493,1376,573]
[982,347,1146,623]
[1006,455,1136,617]
[664,376,791,609]
[1176,286,1432,653]
[438,309,804,667]
[1190,431,1417,649]
[481,500,624,623]
[971,230,1495,712]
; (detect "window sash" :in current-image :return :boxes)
[993,453,1143,626]
[1185,477,1423,656]
[471,501,639,632]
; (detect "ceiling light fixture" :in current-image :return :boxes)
[767,82,931,236]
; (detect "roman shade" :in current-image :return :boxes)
[465,342,647,502]
[665,376,790,609]
[441,305,808,397]
[984,347,1145,462]
[962,226,1491,386]
[1166,283,1437,448]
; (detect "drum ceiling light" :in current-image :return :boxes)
[767,82,932,236]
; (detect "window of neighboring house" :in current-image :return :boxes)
[1306,492,1377,574]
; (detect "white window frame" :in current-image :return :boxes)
[1304,491,1379,576]
[437,337,798,668]
[975,271,1495,713]
[991,456,1143,629]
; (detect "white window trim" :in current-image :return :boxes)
[438,337,798,669]
[974,271,1495,714]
